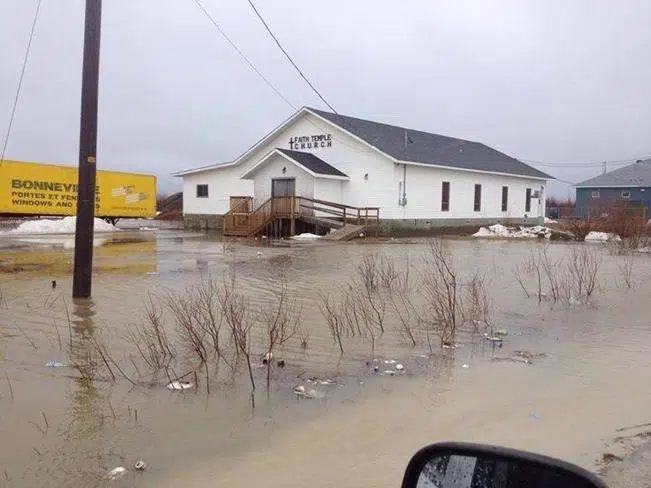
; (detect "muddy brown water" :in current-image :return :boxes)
[1,231,651,487]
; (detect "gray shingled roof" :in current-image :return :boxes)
[576,159,651,187]
[277,149,348,177]
[307,107,551,180]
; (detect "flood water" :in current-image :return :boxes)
[1,228,651,487]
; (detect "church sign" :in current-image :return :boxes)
[289,133,332,150]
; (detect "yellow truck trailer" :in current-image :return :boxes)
[0,160,156,218]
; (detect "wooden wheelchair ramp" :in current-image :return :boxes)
[323,224,367,241]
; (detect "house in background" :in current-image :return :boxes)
[575,159,651,219]
[172,107,551,236]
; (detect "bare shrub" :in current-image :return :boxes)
[565,218,592,241]
[538,245,564,303]
[421,239,460,347]
[513,248,547,303]
[127,294,175,370]
[565,245,602,300]
[165,288,209,365]
[617,252,635,289]
[463,271,492,328]
[377,254,400,291]
[388,290,418,347]
[514,244,602,305]
[68,332,123,384]
[357,281,386,333]
[356,254,379,294]
[217,274,256,406]
[339,285,363,337]
[195,277,224,360]
[319,291,345,354]
[259,280,301,393]
[513,262,532,298]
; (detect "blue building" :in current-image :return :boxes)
[575,159,651,219]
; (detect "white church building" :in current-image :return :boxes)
[173,107,550,236]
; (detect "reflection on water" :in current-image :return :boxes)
[1,235,651,487]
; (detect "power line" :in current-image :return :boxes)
[245,0,338,114]
[521,157,650,168]
[1,0,43,163]
[192,0,296,110]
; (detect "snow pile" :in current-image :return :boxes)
[473,224,551,239]
[291,233,322,240]
[9,217,118,235]
[584,231,621,242]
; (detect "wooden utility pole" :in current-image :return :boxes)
[73,0,102,298]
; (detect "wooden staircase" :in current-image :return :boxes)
[223,196,378,240]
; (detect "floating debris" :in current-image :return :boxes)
[529,411,541,420]
[382,359,397,365]
[461,364,470,369]
[492,356,532,365]
[514,351,547,360]
[45,361,66,368]
[166,381,194,390]
[442,342,459,349]
[486,336,504,343]
[293,385,324,399]
[382,370,396,376]
[495,329,508,336]
[395,363,404,371]
[277,360,285,368]
[105,467,127,481]
[306,377,334,385]
[134,461,146,471]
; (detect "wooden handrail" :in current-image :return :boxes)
[300,196,379,213]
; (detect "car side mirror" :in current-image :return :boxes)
[401,442,607,488]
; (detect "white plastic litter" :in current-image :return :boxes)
[105,467,127,481]
[584,231,621,242]
[544,217,557,224]
[134,461,146,471]
[166,381,194,390]
[473,224,551,239]
[8,217,117,234]
[461,364,470,369]
[293,385,324,399]
[45,361,65,368]
[395,363,404,371]
[291,233,322,240]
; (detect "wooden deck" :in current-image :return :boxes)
[223,196,379,239]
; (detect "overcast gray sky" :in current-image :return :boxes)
[1,0,650,197]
